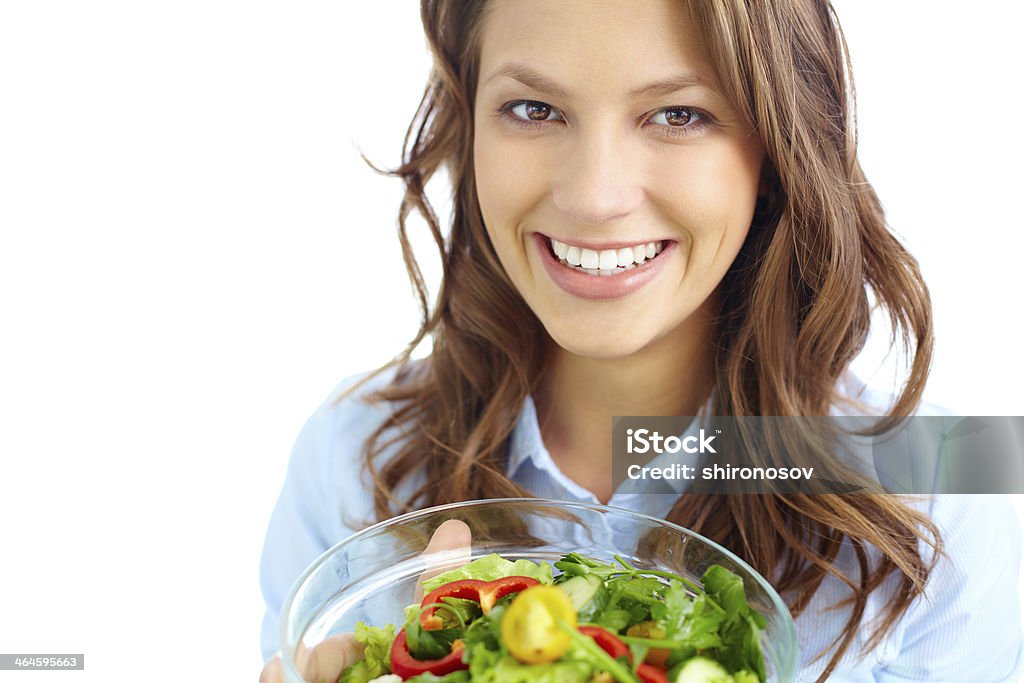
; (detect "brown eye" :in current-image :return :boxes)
[526,102,553,120]
[646,107,708,137]
[663,109,692,126]
[506,101,565,124]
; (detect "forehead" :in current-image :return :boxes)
[476,0,720,102]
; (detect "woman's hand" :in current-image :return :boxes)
[258,519,473,682]
[259,634,362,683]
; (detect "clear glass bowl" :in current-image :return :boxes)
[280,498,798,682]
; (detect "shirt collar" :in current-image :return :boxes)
[507,394,544,479]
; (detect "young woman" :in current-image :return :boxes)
[260,1,1023,681]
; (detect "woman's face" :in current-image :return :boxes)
[473,0,765,360]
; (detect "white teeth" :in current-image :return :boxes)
[552,239,569,260]
[549,238,666,276]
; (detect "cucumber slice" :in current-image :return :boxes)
[556,574,608,622]
[673,656,733,683]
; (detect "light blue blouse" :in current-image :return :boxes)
[260,370,1024,681]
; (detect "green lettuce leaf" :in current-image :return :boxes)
[336,621,396,683]
[405,671,472,682]
[472,652,592,683]
[420,554,553,592]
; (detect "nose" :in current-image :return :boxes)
[551,126,644,226]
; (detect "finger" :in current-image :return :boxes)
[292,633,364,683]
[415,519,473,602]
[424,519,472,555]
[258,653,283,683]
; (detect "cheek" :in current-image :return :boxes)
[649,141,763,254]
[473,127,547,250]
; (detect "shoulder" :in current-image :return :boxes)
[297,362,426,531]
[309,360,429,449]
[312,365,410,448]
[832,370,953,418]
[259,363,422,660]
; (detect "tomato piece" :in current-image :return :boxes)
[501,585,578,664]
[578,625,632,662]
[389,630,468,678]
[637,662,671,683]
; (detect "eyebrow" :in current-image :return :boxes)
[482,62,720,100]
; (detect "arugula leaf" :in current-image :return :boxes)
[404,609,460,660]
[608,576,666,605]
[672,593,726,660]
[554,553,618,579]
[462,609,502,650]
[335,621,395,683]
[702,567,767,630]
[589,575,665,631]
[649,579,686,625]
[700,566,767,681]
[594,608,632,632]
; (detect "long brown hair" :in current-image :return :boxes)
[355,1,939,679]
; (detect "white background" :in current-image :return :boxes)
[0,2,1021,681]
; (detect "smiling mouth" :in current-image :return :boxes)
[547,237,667,276]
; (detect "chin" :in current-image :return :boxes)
[544,322,650,360]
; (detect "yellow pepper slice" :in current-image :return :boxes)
[500,584,578,664]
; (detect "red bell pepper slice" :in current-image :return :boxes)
[420,576,540,629]
[637,662,671,683]
[578,625,632,662]
[389,630,468,678]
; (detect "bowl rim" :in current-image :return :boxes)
[279,497,797,680]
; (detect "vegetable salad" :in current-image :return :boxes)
[337,552,767,683]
